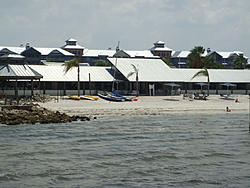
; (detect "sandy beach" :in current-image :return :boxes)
[39,94,250,117]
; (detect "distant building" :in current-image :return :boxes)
[0,39,248,68]
[149,41,172,58]
[61,38,84,62]
[170,49,248,69]
[206,51,246,69]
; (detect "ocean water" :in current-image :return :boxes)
[0,113,250,188]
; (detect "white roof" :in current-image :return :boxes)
[29,65,114,82]
[61,44,85,49]
[83,49,116,57]
[0,64,42,79]
[34,47,74,56]
[83,49,158,58]
[0,46,26,54]
[108,58,182,82]
[66,38,77,42]
[172,68,250,83]
[171,51,191,58]
[107,58,250,83]
[0,54,25,58]
[149,46,172,51]
[120,50,158,58]
[0,46,74,56]
[49,48,74,56]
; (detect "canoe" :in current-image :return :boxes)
[111,90,133,101]
[98,93,125,102]
[80,95,95,100]
[84,95,99,100]
[68,94,80,100]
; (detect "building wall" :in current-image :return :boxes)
[64,49,83,63]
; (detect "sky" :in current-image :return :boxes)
[1,0,250,58]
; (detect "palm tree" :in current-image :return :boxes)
[191,67,210,95]
[232,54,247,69]
[205,54,215,68]
[62,58,80,96]
[127,64,139,97]
[187,46,206,68]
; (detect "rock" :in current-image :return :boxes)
[0,103,93,125]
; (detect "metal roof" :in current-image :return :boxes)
[83,49,116,57]
[0,54,25,59]
[107,58,250,83]
[61,44,85,49]
[120,50,158,58]
[0,64,43,79]
[29,65,114,82]
[0,46,26,54]
[35,47,74,56]
[172,68,250,83]
[108,58,182,82]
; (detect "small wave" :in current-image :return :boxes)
[8,151,34,157]
[0,172,24,181]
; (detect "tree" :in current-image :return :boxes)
[187,46,206,68]
[94,60,110,66]
[232,54,247,69]
[204,54,215,68]
[191,67,210,95]
[127,64,139,97]
[212,63,225,69]
[62,58,80,96]
[162,58,173,67]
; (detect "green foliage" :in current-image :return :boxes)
[191,67,209,80]
[191,67,210,95]
[187,46,206,68]
[62,58,79,73]
[212,63,225,69]
[232,54,247,69]
[162,58,173,66]
[62,58,80,96]
[127,64,139,97]
[204,55,215,68]
[94,60,110,66]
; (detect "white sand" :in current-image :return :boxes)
[39,94,250,117]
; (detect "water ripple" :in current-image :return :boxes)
[0,113,249,187]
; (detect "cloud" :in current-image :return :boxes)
[0,0,249,58]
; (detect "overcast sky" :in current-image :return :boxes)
[1,0,249,58]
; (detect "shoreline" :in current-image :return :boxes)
[39,95,250,117]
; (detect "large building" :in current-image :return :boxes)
[0,58,249,97]
[0,38,248,69]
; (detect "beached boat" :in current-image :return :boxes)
[84,95,99,100]
[111,90,133,101]
[80,95,95,100]
[68,94,80,100]
[97,92,125,102]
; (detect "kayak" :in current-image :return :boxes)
[80,95,95,100]
[68,94,80,100]
[84,95,99,100]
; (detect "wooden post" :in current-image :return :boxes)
[31,79,34,96]
[89,73,91,95]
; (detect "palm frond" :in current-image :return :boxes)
[191,67,208,80]
[127,64,139,78]
[127,71,135,78]
[131,64,137,72]
[62,59,79,74]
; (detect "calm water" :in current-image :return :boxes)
[1,113,250,188]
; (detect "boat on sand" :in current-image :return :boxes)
[97,91,125,102]
[68,95,80,100]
